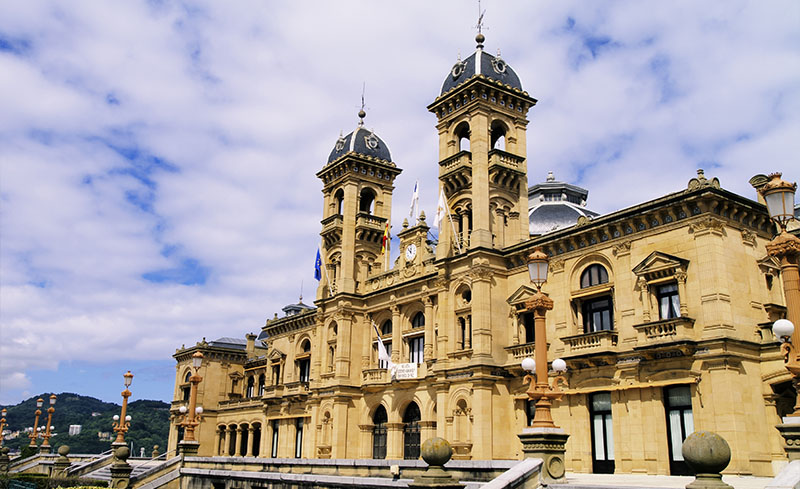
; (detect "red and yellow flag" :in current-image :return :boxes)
[381,223,390,254]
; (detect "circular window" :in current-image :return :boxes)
[451,61,466,79]
[492,58,507,74]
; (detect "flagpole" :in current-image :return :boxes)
[319,243,334,296]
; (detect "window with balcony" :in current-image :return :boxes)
[246,376,255,398]
[632,251,690,323]
[576,264,614,334]
[458,315,472,350]
[409,336,424,363]
[657,283,680,319]
[583,297,614,332]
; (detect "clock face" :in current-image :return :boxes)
[405,243,417,261]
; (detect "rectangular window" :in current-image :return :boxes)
[583,297,613,332]
[665,385,694,475]
[657,283,680,319]
[271,420,279,458]
[294,418,303,458]
[409,336,424,363]
[272,365,281,385]
[298,360,310,383]
[590,392,614,474]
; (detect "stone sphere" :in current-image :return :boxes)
[1,447,9,455]
[115,446,130,461]
[58,445,70,456]
[421,437,452,467]
[682,431,731,474]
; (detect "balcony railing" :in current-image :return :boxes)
[633,317,695,345]
[505,342,536,361]
[488,149,524,171]
[561,330,619,354]
[363,368,388,385]
[439,151,472,175]
[356,212,387,230]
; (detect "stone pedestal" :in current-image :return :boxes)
[682,431,733,489]
[407,438,465,489]
[38,444,52,454]
[777,417,800,461]
[0,447,10,473]
[110,446,132,489]
[518,427,569,484]
[178,440,200,456]
[52,445,71,476]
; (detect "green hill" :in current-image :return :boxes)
[1,393,170,456]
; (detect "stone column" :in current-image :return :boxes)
[386,422,404,460]
[638,277,651,322]
[331,397,350,458]
[214,428,222,456]
[391,304,402,363]
[424,296,435,361]
[335,309,353,379]
[435,383,449,439]
[471,380,493,459]
[359,424,374,459]
[246,426,255,457]
[675,268,689,316]
[234,427,243,456]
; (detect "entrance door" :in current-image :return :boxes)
[590,392,614,474]
[403,402,421,460]
[665,385,694,475]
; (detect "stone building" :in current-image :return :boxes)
[168,33,792,477]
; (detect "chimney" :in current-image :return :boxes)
[245,333,256,356]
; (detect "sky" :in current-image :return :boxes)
[1,1,799,406]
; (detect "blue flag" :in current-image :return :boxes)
[314,248,322,281]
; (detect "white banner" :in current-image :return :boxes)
[394,363,418,380]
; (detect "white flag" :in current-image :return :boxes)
[409,181,419,221]
[433,188,448,228]
[372,322,395,375]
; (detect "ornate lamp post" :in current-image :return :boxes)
[0,409,7,447]
[112,371,134,445]
[760,173,800,460]
[28,398,43,447]
[517,247,569,483]
[39,395,57,453]
[177,352,204,455]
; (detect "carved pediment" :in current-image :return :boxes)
[632,251,689,280]
[268,348,286,362]
[758,255,781,276]
[229,371,243,380]
[507,285,538,310]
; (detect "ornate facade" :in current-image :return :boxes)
[168,33,792,477]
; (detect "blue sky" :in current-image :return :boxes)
[1,1,799,405]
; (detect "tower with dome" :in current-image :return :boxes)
[167,31,789,479]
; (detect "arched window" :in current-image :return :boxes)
[458,316,472,350]
[239,423,249,456]
[372,405,388,459]
[252,423,262,457]
[228,424,238,456]
[258,374,266,396]
[246,376,255,398]
[381,319,392,335]
[578,264,613,333]
[334,189,344,215]
[328,345,335,371]
[297,339,311,383]
[455,122,471,152]
[411,312,425,328]
[182,372,191,401]
[403,402,421,460]
[490,121,507,150]
[581,264,609,288]
[359,188,376,214]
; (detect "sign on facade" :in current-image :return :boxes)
[395,363,418,380]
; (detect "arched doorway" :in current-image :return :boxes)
[372,405,388,459]
[403,402,421,460]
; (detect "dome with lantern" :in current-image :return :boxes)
[327,110,392,164]
[441,33,523,95]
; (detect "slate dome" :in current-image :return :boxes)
[441,35,523,95]
[528,172,599,235]
[327,124,392,164]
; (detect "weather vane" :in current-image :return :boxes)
[358,82,367,126]
[475,0,486,35]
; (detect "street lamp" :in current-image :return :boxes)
[28,398,43,447]
[521,247,569,428]
[178,352,204,444]
[0,409,7,447]
[112,371,134,445]
[40,395,57,453]
[760,173,800,415]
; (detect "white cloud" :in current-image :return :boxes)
[0,0,798,403]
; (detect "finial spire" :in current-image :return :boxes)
[475,0,486,48]
[300,280,303,303]
[358,82,366,126]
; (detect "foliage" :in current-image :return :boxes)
[0,474,107,489]
[0,393,170,456]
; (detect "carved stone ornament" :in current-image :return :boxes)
[549,259,565,273]
[576,215,591,227]
[674,269,687,284]
[612,241,632,256]
[364,131,379,150]
[525,292,554,312]
[766,231,800,259]
[687,169,721,191]
[741,229,757,246]
[469,264,493,282]
[689,217,726,235]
